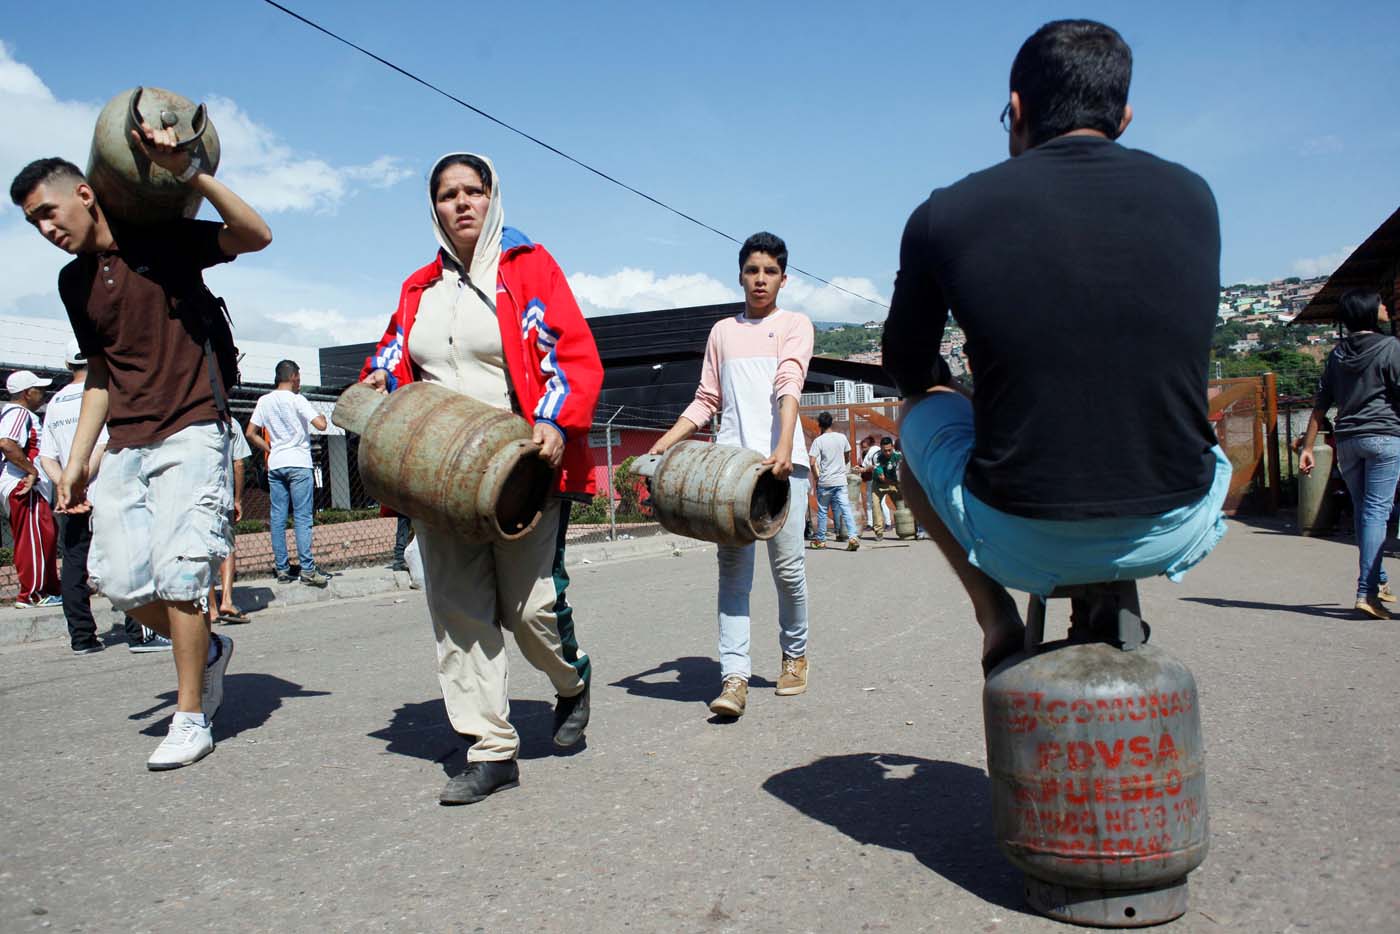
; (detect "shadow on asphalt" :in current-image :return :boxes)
[762,753,1028,915]
[369,698,584,775]
[610,655,776,703]
[232,585,278,612]
[133,674,330,741]
[1179,596,1359,620]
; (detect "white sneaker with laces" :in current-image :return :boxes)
[147,716,214,771]
[203,634,234,721]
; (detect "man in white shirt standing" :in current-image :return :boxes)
[1,370,62,611]
[808,411,860,551]
[39,343,168,654]
[248,360,329,587]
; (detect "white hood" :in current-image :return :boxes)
[429,152,502,299]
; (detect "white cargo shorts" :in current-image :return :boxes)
[89,421,234,612]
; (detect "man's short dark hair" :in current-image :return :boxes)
[430,154,493,200]
[10,157,86,207]
[1338,289,1382,334]
[739,231,788,273]
[275,359,300,383]
[818,411,833,430]
[1010,19,1132,148]
[880,436,893,446]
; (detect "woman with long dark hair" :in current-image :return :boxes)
[1301,289,1400,619]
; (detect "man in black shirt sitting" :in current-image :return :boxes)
[883,19,1231,675]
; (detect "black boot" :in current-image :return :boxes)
[439,759,520,805]
[552,682,590,747]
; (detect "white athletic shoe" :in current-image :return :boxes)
[147,717,214,771]
[203,635,234,721]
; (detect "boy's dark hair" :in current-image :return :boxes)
[817,411,833,430]
[1338,289,1382,334]
[430,154,493,200]
[10,157,86,207]
[275,359,300,383]
[739,231,788,273]
[1010,20,1132,148]
[880,436,893,445]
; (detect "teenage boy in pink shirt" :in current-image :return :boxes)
[651,232,814,718]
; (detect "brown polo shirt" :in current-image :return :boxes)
[58,219,233,451]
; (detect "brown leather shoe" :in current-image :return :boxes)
[709,676,748,717]
[776,655,808,696]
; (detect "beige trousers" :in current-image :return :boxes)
[415,500,588,762]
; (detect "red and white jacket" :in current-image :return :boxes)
[361,228,602,495]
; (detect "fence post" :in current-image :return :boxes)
[605,413,617,542]
[1264,372,1280,514]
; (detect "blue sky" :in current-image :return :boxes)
[3,0,1397,350]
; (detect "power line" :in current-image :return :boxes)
[258,0,889,311]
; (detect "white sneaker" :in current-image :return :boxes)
[203,634,234,721]
[147,716,214,771]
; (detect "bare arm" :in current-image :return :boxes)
[130,122,272,256]
[764,396,799,481]
[232,458,245,521]
[246,420,271,455]
[311,414,328,432]
[650,416,700,456]
[58,356,111,513]
[1299,407,1328,475]
[38,455,62,487]
[87,443,106,481]
[0,439,39,495]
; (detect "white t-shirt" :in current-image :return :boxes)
[250,390,320,471]
[808,431,851,488]
[228,417,252,462]
[0,403,52,501]
[39,379,109,471]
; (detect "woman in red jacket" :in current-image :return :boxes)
[361,152,602,805]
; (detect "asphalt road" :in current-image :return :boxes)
[1,519,1396,933]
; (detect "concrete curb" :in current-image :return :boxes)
[0,532,709,647]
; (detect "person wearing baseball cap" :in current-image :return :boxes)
[1,369,61,609]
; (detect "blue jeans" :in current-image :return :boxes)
[717,475,809,680]
[268,466,316,574]
[815,483,858,542]
[1336,435,1400,599]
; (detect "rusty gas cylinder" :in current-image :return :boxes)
[332,382,553,543]
[631,441,790,545]
[983,584,1208,927]
[88,86,221,223]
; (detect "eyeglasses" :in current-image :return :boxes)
[1000,102,1012,133]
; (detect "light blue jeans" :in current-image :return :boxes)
[717,475,809,680]
[1336,435,1400,599]
[815,483,858,542]
[268,466,317,574]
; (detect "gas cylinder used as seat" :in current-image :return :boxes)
[983,581,1208,928]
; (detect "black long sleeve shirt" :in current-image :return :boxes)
[883,135,1221,519]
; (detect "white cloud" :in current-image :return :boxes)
[0,43,411,341]
[0,41,102,218]
[568,267,739,315]
[204,95,412,214]
[782,275,889,322]
[1291,245,1356,279]
[567,267,889,322]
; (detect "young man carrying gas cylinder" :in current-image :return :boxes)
[11,119,272,771]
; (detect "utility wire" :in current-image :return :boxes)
[259,0,889,311]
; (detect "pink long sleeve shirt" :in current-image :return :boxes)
[681,308,815,470]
